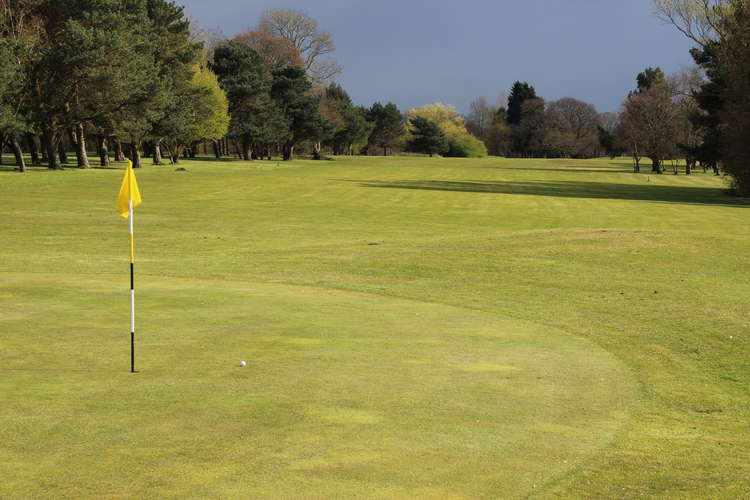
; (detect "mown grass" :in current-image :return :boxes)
[1,155,748,498]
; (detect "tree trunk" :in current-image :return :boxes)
[712,163,720,176]
[74,123,90,168]
[242,137,252,161]
[686,158,693,175]
[153,140,163,165]
[651,158,662,173]
[26,134,40,165]
[383,145,387,156]
[114,139,125,161]
[0,132,5,164]
[98,135,110,167]
[58,138,68,164]
[43,129,63,170]
[10,135,26,172]
[213,140,221,159]
[283,142,294,161]
[232,138,242,159]
[130,143,142,168]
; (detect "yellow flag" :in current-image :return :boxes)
[116,160,142,218]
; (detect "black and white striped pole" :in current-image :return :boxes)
[129,198,136,373]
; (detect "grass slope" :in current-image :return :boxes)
[1,156,748,498]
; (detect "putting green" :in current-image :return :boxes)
[1,272,635,498]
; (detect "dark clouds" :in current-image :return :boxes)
[182,0,695,113]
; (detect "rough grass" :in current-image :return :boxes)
[1,155,748,498]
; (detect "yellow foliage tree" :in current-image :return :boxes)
[407,103,487,157]
[190,64,230,143]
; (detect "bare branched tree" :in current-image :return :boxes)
[653,0,733,46]
[188,18,225,62]
[234,29,303,71]
[466,96,496,139]
[258,9,341,83]
[667,66,704,98]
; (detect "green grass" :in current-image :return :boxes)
[1,156,748,498]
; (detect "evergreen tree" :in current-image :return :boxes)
[507,81,538,125]
[212,41,285,160]
[636,67,668,93]
[320,83,372,155]
[720,1,750,193]
[367,102,404,156]
[0,32,27,171]
[407,116,448,157]
[28,0,156,169]
[270,65,326,160]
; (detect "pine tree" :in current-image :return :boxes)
[270,66,326,160]
[367,102,404,156]
[507,81,538,126]
[407,116,448,157]
[28,0,156,169]
[212,41,284,160]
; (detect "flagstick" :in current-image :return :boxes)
[130,199,137,373]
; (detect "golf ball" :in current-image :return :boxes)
[239,361,247,367]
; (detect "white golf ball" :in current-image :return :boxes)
[239,361,247,367]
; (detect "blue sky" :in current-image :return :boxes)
[180,0,696,114]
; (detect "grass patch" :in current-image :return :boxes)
[1,156,748,498]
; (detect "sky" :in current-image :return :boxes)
[180,0,696,114]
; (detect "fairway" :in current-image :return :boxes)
[1,156,749,498]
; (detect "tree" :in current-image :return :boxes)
[507,81,538,125]
[234,29,303,71]
[618,87,680,173]
[270,65,326,160]
[0,18,28,171]
[188,19,224,62]
[513,98,547,156]
[26,0,157,169]
[636,67,668,93]
[654,0,732,48]
[669,68,705,174]
[157,62,229,164]
[545,97,600,157]
[212,41,285,161]
[320,84,372,155]
[653,0,734,178]
[408,103,487,157]
[407,116,448,157]
[367,102,405,156]
[466,96,496,141]
[597,112,623,158]
[138,0,203,167]
[189,63,230,150]
[258,9,341,84]
[720,1,750,193]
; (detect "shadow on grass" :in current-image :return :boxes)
[356,179,749,207]
[181,156,243,162]
[0,164,55,172]
[484,166,634,174]
[484,161,717,175]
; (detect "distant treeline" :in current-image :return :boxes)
[1,1,749,194]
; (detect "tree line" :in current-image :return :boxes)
[651,0,750,194]
[2,0,749,195]
[0,0,228,171]
[458,0,750,193]
[0,2,485,172]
